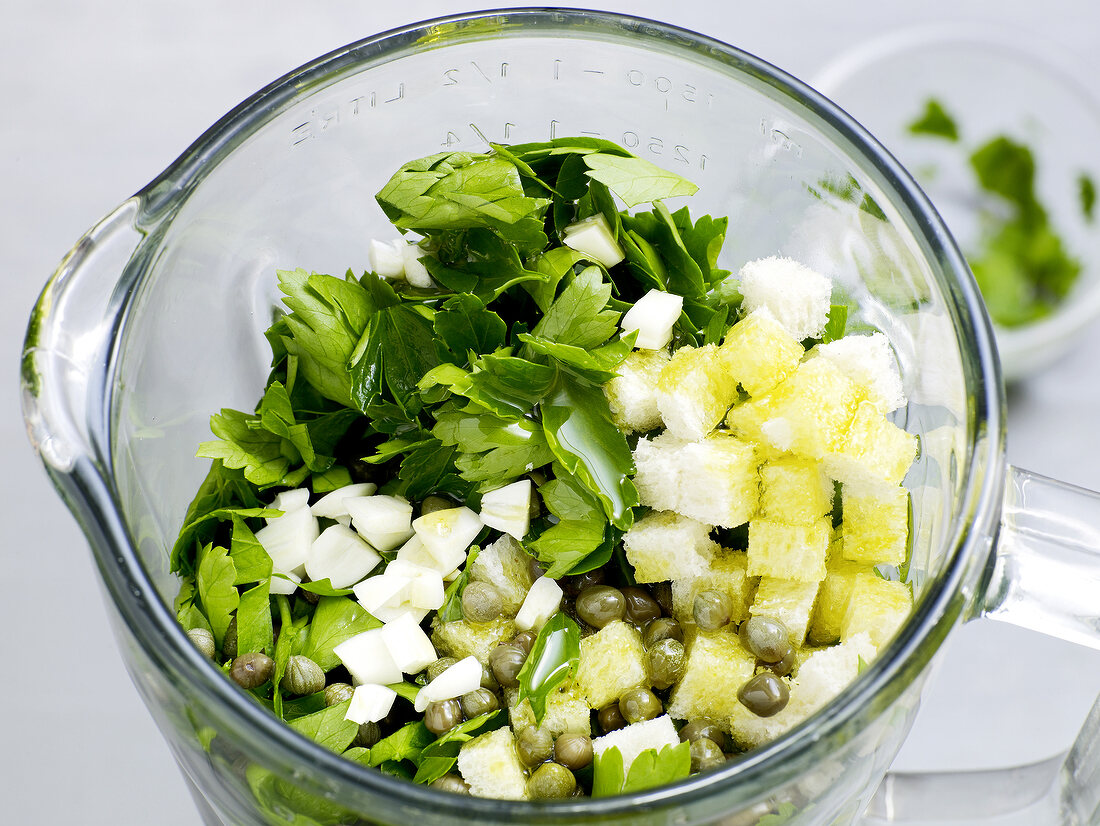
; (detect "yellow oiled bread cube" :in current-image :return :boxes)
[432,616,516,664]
[746,517,831,582]
[575,620,648,709]
[507,682,592,738]
[468,535,535,616]
[812,332,905,414]
[724,396,783,461]
[622,510,719,583]
[737,256,832,341]
[718,308,804,397]
[841,485,910,567]
[633,431,759,528]
[604,348,670,433]
[750,577,822,646]
[671,549,757,627]
[758,456,833,525]
[824,401,918,490]
[729,632,875,750]
[457,726,528,799]
[841,573,913,650]
[667,630,756,730]
[759,358,862,459]
[807,557,873,646]
[655,344,738,441]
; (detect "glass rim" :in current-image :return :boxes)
[74,6,1006,818]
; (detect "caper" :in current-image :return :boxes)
[512,630,537,654]
[420,495,454,516]
[598,703,627,734]
[430,774,471,795]
[739,616,792,664]
[356,721,381,748]
[678,718,728,752]
[424,699,464,734]
[480,663,499,691]
[427,657,458,682]
[738,672,790,718]
[651,581,674,615]
[576,585,626,629]
[562,568,605,597]
[489,642,527,688]
[642,617,684,649]
[222,617,238,659]
[622,586,663,627]
[646,638,686,690]
[528,555,547,582]
[693,589,732,632]
[187,627,216,659]
[690,737,726,772]
[527,761,577,799]
[619,687,663,724]
[324,682,355,707]
[759,647,797,678]
[462,581,503,624]
[517,726,554,767]
[281,655,325,696]
[460,688,499,719]
[229,652,274,689]
[554,732,593,770]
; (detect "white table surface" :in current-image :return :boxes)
[6,2,1100,823]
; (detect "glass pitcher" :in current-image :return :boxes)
[20,9,1100,825]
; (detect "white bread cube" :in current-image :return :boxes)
[824,401,918,491]
[346,684,397,724]
[507,682,592,738]
[333,628,402,686]
[655,344,738,441]
[431,616,516,664]
[808,556,873,646]
[718,308,804,397]
[575,620,648,709]
[604,348,670,433]
[758,457,833,525]
[841,573,913,650]
[458,727,529,800]
[633,431,759,528]
[467,535,535,617]
[305,524,381,589]
[592,715,679,774]
[667,630,756,729]
[750,578,822,647]
[671,549,757,628]
[737,256,832,341]
[746,518,831,582]
[622,510,718,583]
[841,486,910,568]
[812,332,905,413]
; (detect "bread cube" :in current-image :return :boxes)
[746,518,831,582]
[824,401,918,490]
[737,256,832,341]
[604,348,670,433]
[812,332,906,413]
[841,486,910,568]
[667,630,756,728]
[622,510,718,584]
[592,715,679,774]
[431,616,516,664]
[457,726,528,800]
[807,557,872,646]
[750,577,821,647]
[633,431,759,528]
[507,682,593,738]
[575,620,649,709]
[467,535,535,617]
[655,344,738,441]
[671,549,756,628]
[758,457,833,525]
[841,573,913,650]
[718,308,805,398]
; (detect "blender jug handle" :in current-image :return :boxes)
[864,465,1100,824]
[22,198,145,474]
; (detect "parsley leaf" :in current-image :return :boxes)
[235,579,274,656]
[195,542,239,651]
[515,612,580,725]
[592,741,691,797]
[907,98,960,142]
[529,266,620,349]
[582,152,699,207]
[528,467,615,577]
[288,700,359,753]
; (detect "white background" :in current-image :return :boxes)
[5,1,1100,823]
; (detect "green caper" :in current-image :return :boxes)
[512,630,537,654]
[527,762,577,799]
[576,585,626,629]
[420,495,454,516]
[690,737,726,772]
[281,655,325,696]
[759,647,797,678]
[222,617,238,659]
[430,774,471,794]
[489,642,527,688]
[693,589,732,632]
[619,687,663,724]
[480,663,499,691]
[562,568,605,597]
[738,672,790,718]
[324,682,355,707]
[554,732,593,770]
[739,616,792,664]
[646,638,686,690]
[462,581,503,624]
[229,652,274,689]
[460,688,499,719]
[517,726,555,767]
[356,721,381,748]
[678,718,728,752]
[424,699,464,734]
[642,617,685,649]
[651,581,674,616]
[427,657,458,682]
[187,627,216,659]
[598,703,627,734]
[622,586,663,627]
